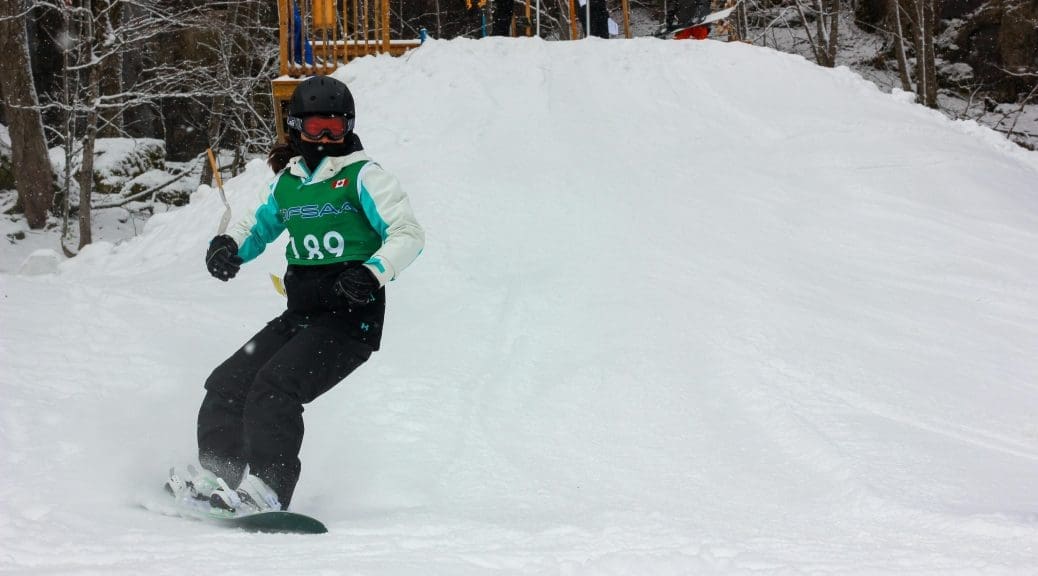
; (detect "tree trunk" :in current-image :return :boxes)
[98,0,124,137]
[827,0,841,66]
[794,0,822,65]
[0,0,56,229]
[76,0,102,249]
[922,0,938,107]
[911,0,926,102]
[815,0,831,66]
[910,0,938,108]
[890,0,914,92]
[60,2,76,248]
[78,64,99,249]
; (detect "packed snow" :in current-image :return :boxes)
[2,37,1038,575]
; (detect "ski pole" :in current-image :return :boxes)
[206,147,232,235]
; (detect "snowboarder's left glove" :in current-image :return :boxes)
[206,235,242,281]
[332,265,380,305]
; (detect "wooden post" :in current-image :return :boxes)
[278,0,290,75]
[331,0,340,73]
[568,0,578,39]
[342,0,350,63]
[298,1,310,76]
[271,78,301,142]
[382,0,390,52]
[524,0,531,36]
[352,0,360,47]
[621,0,630,38]
[311,0,325,74]
[314,0,336,28]
[361,0,369,55]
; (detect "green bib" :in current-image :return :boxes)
[273,160,383,265]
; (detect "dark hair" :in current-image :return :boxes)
[268,143,296,173]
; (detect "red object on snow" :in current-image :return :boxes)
[675,25,710,40]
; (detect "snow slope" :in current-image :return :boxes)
[2,37,1038,575]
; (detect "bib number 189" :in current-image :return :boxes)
[290,231,345,260]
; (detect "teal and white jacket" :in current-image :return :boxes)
[226,151,424,287]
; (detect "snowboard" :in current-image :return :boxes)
[211,510,328,534]
[655,4,738,39]
[143,491,328,534]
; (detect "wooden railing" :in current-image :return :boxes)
[273,0,422,140]
[276,0,421,77]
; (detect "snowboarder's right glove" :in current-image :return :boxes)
[332,265,380,306]
[206,235,242,281]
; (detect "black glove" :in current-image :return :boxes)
[332,265,380,306]
[206,235,242,281]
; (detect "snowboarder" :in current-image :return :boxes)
[659,0,738,39]
[666,0,713,30]
[170,75,425,514]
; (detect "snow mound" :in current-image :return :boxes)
[2,38,1038,575]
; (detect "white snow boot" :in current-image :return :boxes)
[165,465,221,501]
[209,474,282,513]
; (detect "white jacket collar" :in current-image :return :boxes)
[287,150,371,182]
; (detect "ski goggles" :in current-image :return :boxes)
[287,114,355,140]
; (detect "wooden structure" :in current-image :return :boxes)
[273,0,422,141]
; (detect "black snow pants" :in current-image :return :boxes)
[196,308,373,507]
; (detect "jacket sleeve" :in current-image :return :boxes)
[226,180,286,264]
[357,163,425,286]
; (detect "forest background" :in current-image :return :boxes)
[0,0,1035,254]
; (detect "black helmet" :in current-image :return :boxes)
[288,75,355,121]
[285,76,360,169]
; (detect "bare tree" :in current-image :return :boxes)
[0,0,56,229]
[908,0,937,107]
[74,0,104,248]
[888,0,913,92]
[1000,73,1038,144]
[886,0,938,107]
[794,0,840,67]
[195,0,279,177]
[31,0,276,250]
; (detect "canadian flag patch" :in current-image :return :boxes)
[333,178,350,189]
